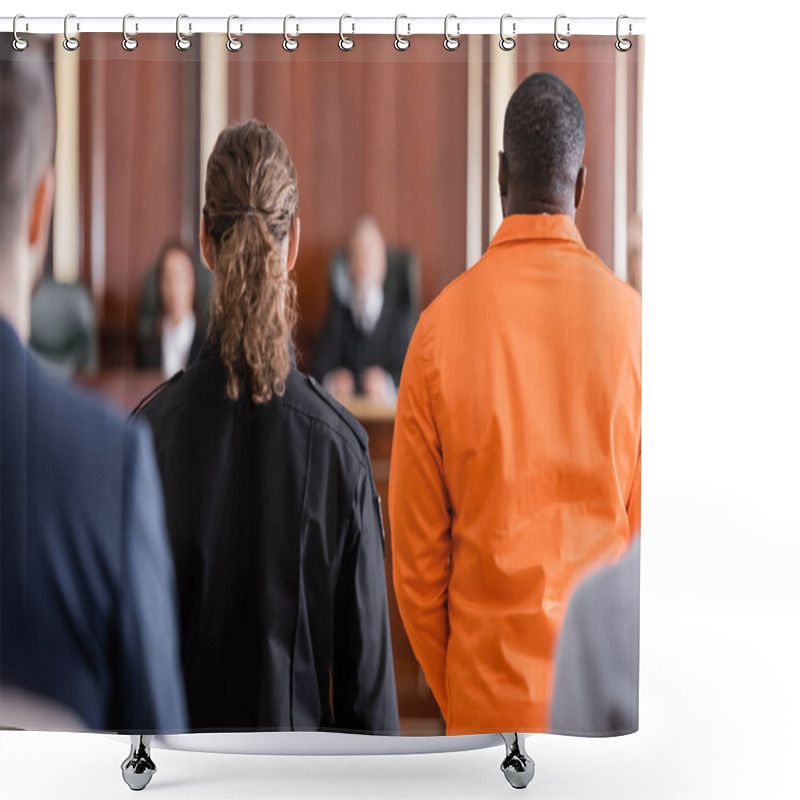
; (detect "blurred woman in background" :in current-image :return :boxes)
[136,120,399,734]
[137,241,210,377]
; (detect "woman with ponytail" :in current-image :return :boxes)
[136,120,399,734]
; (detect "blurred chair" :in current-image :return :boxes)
[30,277,98,378]
[329,248,420,321]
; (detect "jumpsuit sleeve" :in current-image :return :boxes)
[388,319,452,715]
[111,421,188,733]
[333,459,400,734]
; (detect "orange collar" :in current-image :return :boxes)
[488,214,586,250]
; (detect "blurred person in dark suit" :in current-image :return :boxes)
[137,241,208,377]
[314,217,412,403]
[0,34,186,734]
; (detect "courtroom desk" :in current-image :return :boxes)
[343,397,445,736]
[73,372,445,736]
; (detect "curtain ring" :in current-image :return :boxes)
[176,14,191,51]
[63,13,80,51]
[499,14,516,51]
[12,15,29,51]
[443,14,460,51]
[339,14,355,51]
[283,15,299,51]
[616,15,632,52]
[554,14,570,51]
[394,15,410,51]
[122,14,138,51]
[227,15,243,52]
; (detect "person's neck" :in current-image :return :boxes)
[164,310,193,328]
[503,194,575,219]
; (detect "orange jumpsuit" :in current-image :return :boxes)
[388,214,641,734]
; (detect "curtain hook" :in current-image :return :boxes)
[394,15,410,51]
[616,15,632,52]
[339,14,355,51]
[227,15,243,52]
[176,14,191,51]
[499,14,516,51]
[12,15,29,51]
[122,14,138,51]
[63,13,80,51]
[283,15,299,51]
[554,14,570,51]
[443,14,460,51]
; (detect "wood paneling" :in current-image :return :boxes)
[227,36,469,370]
[79,36,200,364]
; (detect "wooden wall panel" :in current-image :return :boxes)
[79,36,200,364]
[227,36,469,369]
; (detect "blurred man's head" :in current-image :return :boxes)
[499,72,586,218]
[349,217,386,298]
[158,243,196,326]
[0,35,57,340]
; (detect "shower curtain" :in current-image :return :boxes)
[0,24,642,752]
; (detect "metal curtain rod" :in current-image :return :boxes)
[0,15,646,37]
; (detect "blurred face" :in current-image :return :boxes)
[160,249,195,324]
[349,225,386,310]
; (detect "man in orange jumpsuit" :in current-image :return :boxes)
[388,73,641,734]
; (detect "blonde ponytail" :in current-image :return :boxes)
[203,121,299,404]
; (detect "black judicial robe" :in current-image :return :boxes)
[136,348,399,734]
[313,296,412,392]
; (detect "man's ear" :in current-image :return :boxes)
[498,151,509,201]
[200,217,215,271]
[574,165,587,212]
[28,167,55,252]
[286,216,301,273]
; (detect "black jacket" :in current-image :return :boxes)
[135,350,399,734]
[313,297,412,392]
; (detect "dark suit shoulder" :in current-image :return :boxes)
[30,355,131,454]
[2,333,147,523]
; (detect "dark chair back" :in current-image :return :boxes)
[30,278,98,377]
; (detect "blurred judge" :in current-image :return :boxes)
[389,73,642,734]
[136,121,399,734]
[314,217,412,403]
[0,35,186,733]
[138,241,207,377]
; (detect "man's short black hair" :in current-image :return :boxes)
[502,72,585,203]
[0,34,56,254]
